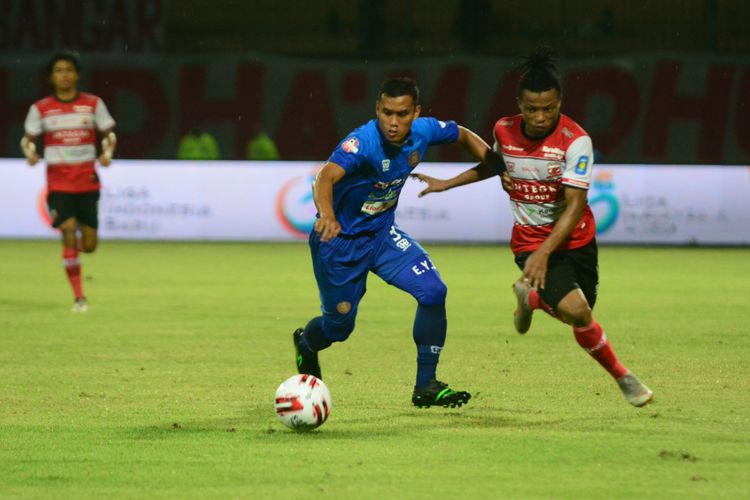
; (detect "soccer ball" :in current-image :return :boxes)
[274,374,332,431]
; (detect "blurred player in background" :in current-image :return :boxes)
[21,51,117,313]
[293,77,504,408]
[412,51,653,407]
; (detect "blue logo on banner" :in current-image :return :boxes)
[589,171,619,234]
[276,170,318,237]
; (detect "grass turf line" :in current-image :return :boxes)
[0,241,748,498]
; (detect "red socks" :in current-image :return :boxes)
[62,247,84,300]
[528,289,556,317]
[573,319,628,379]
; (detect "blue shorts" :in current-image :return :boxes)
[309,223,431,328]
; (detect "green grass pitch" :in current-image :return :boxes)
[1,240,748,498]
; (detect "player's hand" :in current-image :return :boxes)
[500,171,512,193]
[315,214,341,242]
[26,153,40,167]
[99,132,116,167]
[20,137,39,166]
[409,173,449,197]
[522,249,549,290]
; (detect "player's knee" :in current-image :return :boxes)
[561,303,592,327]
[557,289,592,326]
[416,278,447,305]
[322,315,356,342]
[80,240,97,253]
[59,224,77,237]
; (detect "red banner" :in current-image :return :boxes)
[2,53,749,164]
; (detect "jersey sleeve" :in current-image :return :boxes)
[24,104,42,136]
[420,117,459,145]
[327,135,365,173]
[562,135,594,190]
[94,97,116,131]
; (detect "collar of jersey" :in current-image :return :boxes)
[52,91,80,104]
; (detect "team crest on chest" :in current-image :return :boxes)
[381,159,390,172]
[408,150,420,167]
[547,162,562,179]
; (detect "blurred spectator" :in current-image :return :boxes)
[177,123,220,160]
[246,128,280,160]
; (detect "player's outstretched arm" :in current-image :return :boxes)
[456,126,503,170]
[312,162,346,242]
[411,126,507,197]
[20,135,40,166]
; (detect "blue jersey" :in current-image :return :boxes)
[326,117,459,236]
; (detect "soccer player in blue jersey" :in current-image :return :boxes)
[293,77,505,408]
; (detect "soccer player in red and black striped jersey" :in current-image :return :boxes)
[412,50,653,407]
[21,52,117,313]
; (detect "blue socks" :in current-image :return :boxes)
[413,303,447,388]
[300,316,332,352]
[302,302,446,389]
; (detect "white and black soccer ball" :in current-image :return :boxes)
[274,374,332,431]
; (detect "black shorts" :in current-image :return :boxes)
[47,191,100,229]
[514,239,599,312]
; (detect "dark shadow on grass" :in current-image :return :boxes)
[121,403,584,441]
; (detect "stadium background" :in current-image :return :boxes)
[2,2,749,498]
[2,0,750,165]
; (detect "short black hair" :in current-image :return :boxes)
[379,77,420,105]
[47,51,81,74]
[517,48,562,97]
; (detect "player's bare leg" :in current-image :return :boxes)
[59,217,87,312]
[79,225,98,253]
[557,290,653,407]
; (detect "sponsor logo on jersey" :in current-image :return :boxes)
[341,137,359,154]
[389,225,412,251]
[502,144,524,152]
[360,198,397,215]
[411,258,437,276]
[542,146,565,159]
[52,129,91,143]
[373,178,404,190]
[575,155,590,175]
[408,150,420,167]
[336,302,352,314]
[510,179,560,203]
[381,159,390,172]
[74,105,93,113]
